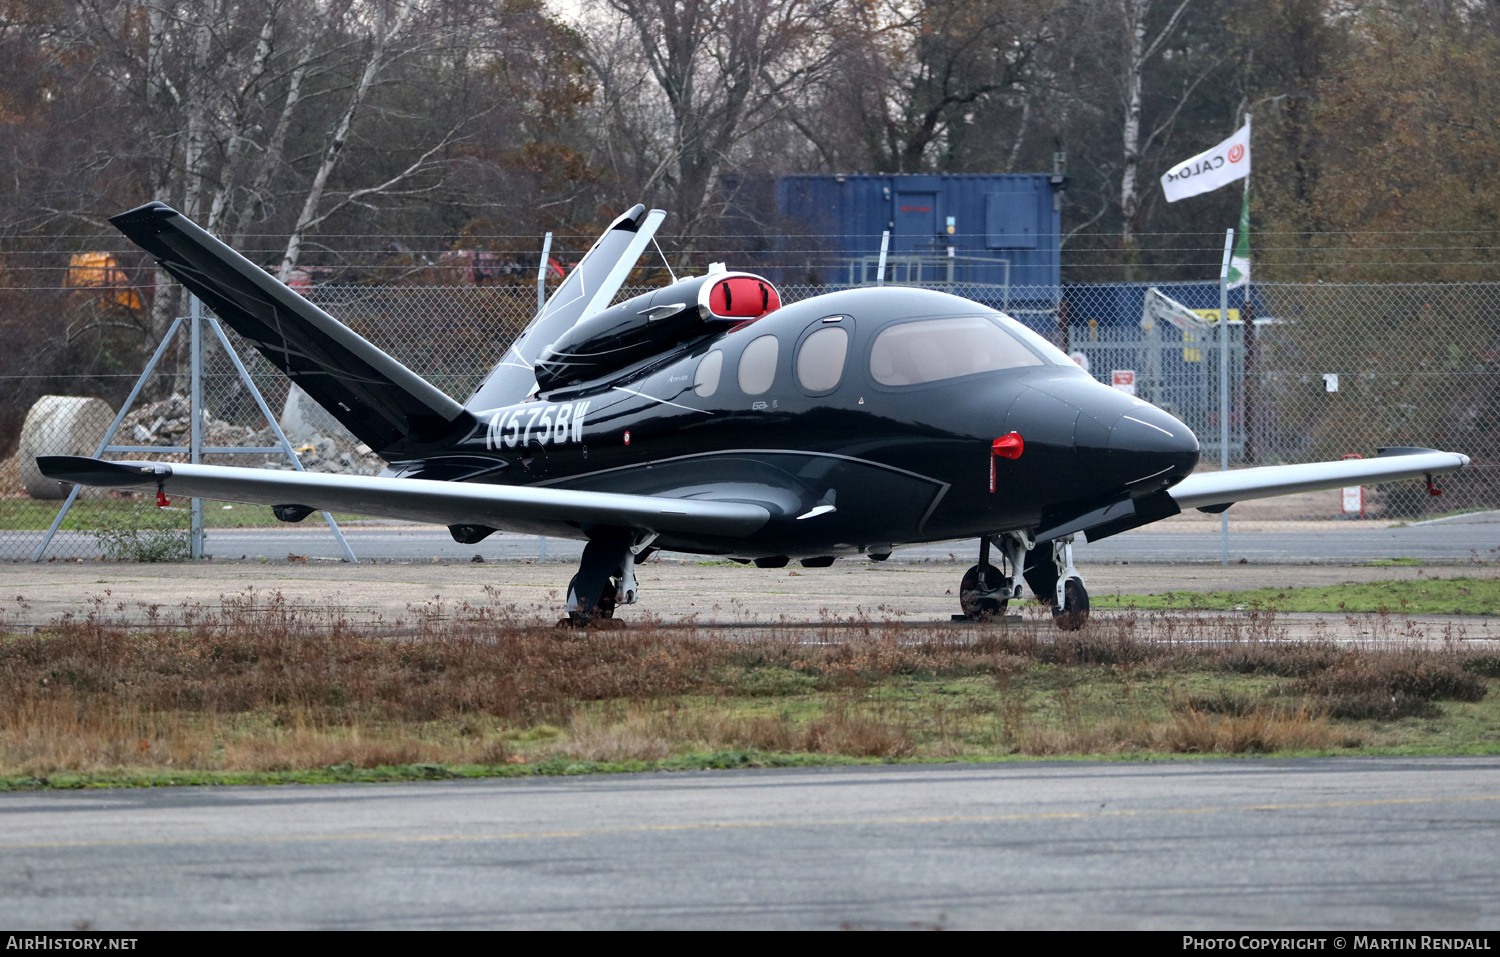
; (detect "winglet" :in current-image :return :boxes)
[37,456,167,488]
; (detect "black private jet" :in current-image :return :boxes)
[40,203,1470,628]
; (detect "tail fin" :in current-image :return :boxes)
[466,204,665,409]
[110,203,472,457]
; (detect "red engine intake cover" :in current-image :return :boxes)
[708,276,781,318]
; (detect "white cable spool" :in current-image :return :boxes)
[17,396,117,499]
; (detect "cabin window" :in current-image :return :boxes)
[869,316,1044,386]
[693,350,723,397]
[737,335,779,395]
[796,327,849,392]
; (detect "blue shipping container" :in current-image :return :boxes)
[776,174,1062,289]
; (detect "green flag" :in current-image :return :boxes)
[1226,186,1250,289]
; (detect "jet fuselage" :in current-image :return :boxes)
[392,286,1201,560]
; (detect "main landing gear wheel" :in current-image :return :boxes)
[959,563,1007,621]
[563,573,620,627]
[1053,577,1089,631]
[957,533,1030,622]
[561,528,637,629]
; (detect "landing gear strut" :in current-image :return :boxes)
[563,529,656,627]
[958,531,1030,621]
[1023,535,1089,630]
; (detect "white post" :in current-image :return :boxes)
[1218,228,1234,566]
[537,232,553,315]
[535,230,554,562]
[876,231,889,285]
[189,295,205,560]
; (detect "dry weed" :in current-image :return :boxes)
[0,592,1489,774]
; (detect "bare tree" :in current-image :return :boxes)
[275,0,420,278]
[584,0,844,234]
[1115,0,1206,278]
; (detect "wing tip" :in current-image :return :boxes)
[108,201,177,233]
[607,203,649,233]
[1376,447,1471,469]
[36,456,166,487]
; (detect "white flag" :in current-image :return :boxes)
[1161,123,1250,203]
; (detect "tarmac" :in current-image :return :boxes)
[6,557,1498,642]
[4,757,1499,929]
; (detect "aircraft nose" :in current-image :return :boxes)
[1023,377,1199,494]
[1108,402,1198,456]
[1100,396,1199,490]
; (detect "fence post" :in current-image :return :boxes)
[1219,229,1234,565]
[876,231,889,285]
[1242,295,1256,463]
[189,294,204,560]
[537,231,553,315]
[1057,297,1070,353]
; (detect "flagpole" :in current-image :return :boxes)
[1241,112,1251,232]
[1240,112,1253,467]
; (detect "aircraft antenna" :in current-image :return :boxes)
[652,236,678,283]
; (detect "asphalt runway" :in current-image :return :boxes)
[2,757,1498,929]
[12,512,1500,565]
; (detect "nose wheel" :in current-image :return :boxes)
[1024,536,1090,630]
[1054,576,1090,630]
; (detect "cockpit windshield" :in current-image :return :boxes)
[993,312,1073,366]
[869,314,1063,387]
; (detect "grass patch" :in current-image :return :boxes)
[1093,577,1500,615]
[1,593,1497,787]
[0,498,365,533]
[1365,558,1424,567]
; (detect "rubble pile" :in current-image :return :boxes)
[120,395,385,475]
[268,434,386,476]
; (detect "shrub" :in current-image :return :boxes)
[86,503,190,562]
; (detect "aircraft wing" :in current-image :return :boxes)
[1168,448,1470,511]
[109,202,470,458]
[36,456,770,540]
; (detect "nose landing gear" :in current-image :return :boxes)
[1022,535,1090,630]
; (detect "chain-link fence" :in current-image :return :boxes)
[2,278,1495,560]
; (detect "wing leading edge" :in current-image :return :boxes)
[1168,448,1470,511]
[37,457,769,540]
